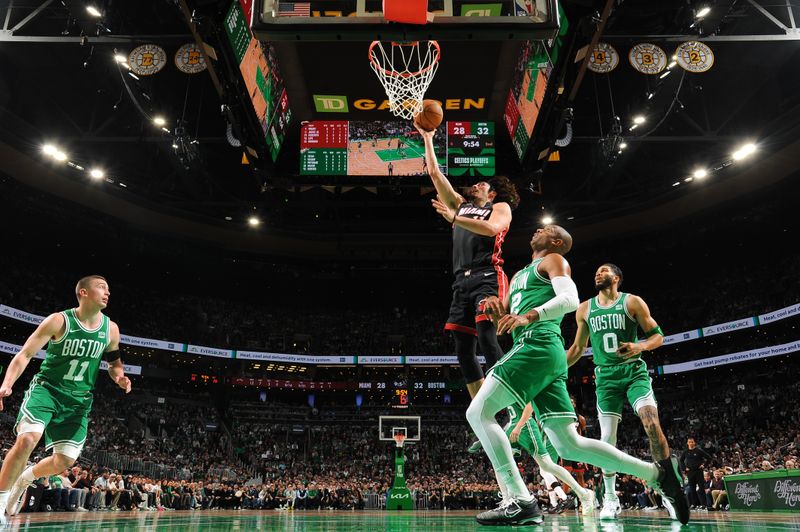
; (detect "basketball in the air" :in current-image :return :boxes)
[414,100,443,131]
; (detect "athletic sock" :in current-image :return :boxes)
[0,489,9,509]
[548,491,557,506]
[554,486,568,501]
[497,462,532,501]
[604,474,618,500]
[20,466,36,484]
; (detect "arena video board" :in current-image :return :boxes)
[224,1,291,161]
[300,120,495,176]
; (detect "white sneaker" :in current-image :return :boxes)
[599,497,621,520]
[580,491,596,516]
[6,475,32,516]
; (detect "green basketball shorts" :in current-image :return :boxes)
[15,375,93,460]
[488,330,577,425]
[594,359,657,419]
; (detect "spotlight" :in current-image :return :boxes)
[684,177,693,182]
[629,124,638,131]
[86,5,102,17]
[42,144,57,155]
[693,169,707,179]
[248,216,261,227]
[633,115,646,124]
[659,70,671,79]
[153,116,167,127]
[541,216,553,225]
[619,142,628,149]
[128,72,140,80]
[696,6,711,18]
[172,143,179,149]
[668,61,677,69]
[53,150,67,161]
[114,54,127,63]
[647,92,654,100]
[89,168,104,179]
[732,143,756,160]
[672,182,680,187]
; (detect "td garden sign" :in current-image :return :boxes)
[313,94,486,113]
[725,470,800,511]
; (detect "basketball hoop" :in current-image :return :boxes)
[393,433,407,448]
[369,40,440,120]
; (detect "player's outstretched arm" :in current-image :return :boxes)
[566,301,591,367]
[0,313,65,410]
[105,321,131,393]
[617,295,664,359]
[415,124,464,209]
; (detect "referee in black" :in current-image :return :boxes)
[416,124,520,451]
[679,437,713,509]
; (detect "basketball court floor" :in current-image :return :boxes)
[5,510,800,531]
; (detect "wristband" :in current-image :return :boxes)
[645,326,663,337]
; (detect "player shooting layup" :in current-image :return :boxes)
[416,124,520,446]
[0,275,131,523]
[566,263,678,520]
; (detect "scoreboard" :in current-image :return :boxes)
[299,120,493,176]
[300,121,348,175]
[447,121,496,177]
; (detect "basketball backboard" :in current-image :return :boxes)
[253,0,560,41]
[379,415,421,443]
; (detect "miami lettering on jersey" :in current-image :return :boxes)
[458,205,492,219]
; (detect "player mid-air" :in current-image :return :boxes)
[468,226,688,526]
[416,123,520,445]
[0,276,131,523]
[566,263,678,520]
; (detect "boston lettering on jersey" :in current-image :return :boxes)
[39,308,111,394]
[452,201,507,274]
[586,292,640,366]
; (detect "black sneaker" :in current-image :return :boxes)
[476,497,544,526]
[656,456,690,524]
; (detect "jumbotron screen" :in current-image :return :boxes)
[300,120,495,176]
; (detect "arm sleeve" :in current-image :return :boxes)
[103,349,121,362]
[532,276,580,322]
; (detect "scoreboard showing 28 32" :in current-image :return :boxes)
[447,121,495,177]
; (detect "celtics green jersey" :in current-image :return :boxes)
[508,258,563,342]
[585,292,640,366]
[39,309,110,395]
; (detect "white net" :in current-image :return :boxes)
[369,41,440,120]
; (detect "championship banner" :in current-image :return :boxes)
[587,43,619,74]
[628,43,667,74]
[659,339,800,375]
[674,41,714,73]
[174,43,207,74]
[725,470,800,511]
[128,44,167,76]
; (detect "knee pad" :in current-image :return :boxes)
[453,332,483,383]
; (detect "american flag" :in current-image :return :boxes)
[278,2,311,16]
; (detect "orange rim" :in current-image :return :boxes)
[368,40,440,79]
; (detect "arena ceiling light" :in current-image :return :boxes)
[696,6,711,19]
[633,115,646,125]
[619,141,628,149]
[113,54,127,63]
[86,5,102,17]
[693,169,708,179]
[659,70,671,79]
[248,216,261,227]
[89,168,105,179]
[153,116,167,127]
[42,144,57,156]
[53,150,68,162]
[541,215,553,225]
[732,143,757,160]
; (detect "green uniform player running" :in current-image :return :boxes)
[0,275,131,524]
[467,226,688,527]
[566,263,678,521]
